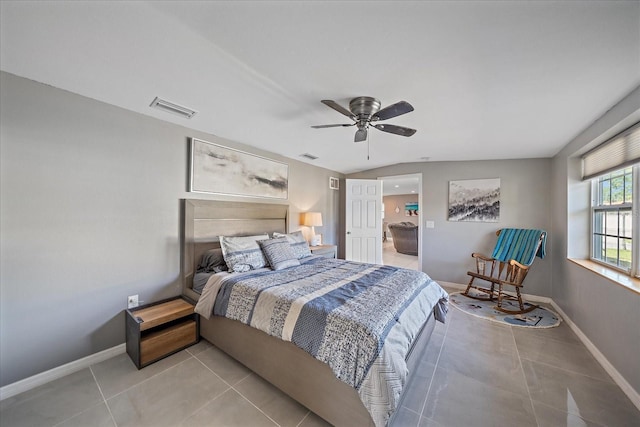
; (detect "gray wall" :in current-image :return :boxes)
[551,86,640,395]
[0,72,343,387]
[349,158,553,296]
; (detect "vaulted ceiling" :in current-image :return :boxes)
[1,1,638,174]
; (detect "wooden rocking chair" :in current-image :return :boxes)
[464,228,547,314]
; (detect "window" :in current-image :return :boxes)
[591,165,639,277]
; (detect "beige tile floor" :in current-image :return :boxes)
[1,284,639,427]
[383,239,419,270]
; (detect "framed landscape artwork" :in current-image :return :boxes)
[448,178,500,222]
[190,138,289,199]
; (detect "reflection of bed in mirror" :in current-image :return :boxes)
[181,199,447,426]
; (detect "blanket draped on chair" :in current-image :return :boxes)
[491,228,546,266]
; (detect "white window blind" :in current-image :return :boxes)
[582,122,640,180]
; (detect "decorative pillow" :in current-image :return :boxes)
[197,248,228,273]
[219,234,269,273]
[273,231,312,259]
[258,237,300,271]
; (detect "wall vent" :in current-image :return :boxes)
[300,153,318,160]
[149,97,197,119]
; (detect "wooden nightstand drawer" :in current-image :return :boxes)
[140,320,197,365]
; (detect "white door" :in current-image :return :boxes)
[345,179,383,264]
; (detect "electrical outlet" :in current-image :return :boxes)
[127,294,139,309]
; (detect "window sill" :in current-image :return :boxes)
[568,259,640,295]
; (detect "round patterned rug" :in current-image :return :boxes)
[449,290,561,328]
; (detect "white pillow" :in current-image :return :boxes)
[219,234,269,273]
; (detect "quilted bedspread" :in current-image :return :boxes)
[195,256,448,426]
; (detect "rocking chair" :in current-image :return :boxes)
[464,228,547,314]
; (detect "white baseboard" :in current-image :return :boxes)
[548,301,640,412]
[437,281,467,290]
[0,344,125,401]
[440,280,639,411]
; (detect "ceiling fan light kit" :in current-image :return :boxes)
[312,96,417,143]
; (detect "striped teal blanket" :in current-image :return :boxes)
[491,228,546,266]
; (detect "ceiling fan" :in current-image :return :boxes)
[311,96,417,142]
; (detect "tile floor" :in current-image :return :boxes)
[383,239,419,270]
[1,284,639,427]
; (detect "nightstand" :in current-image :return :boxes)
[310,244,337,259]
[125,296,199,369]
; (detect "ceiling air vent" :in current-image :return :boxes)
[149,97,197,119]
[300,153,318,160]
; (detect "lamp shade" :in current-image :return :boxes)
[301,212,323,227]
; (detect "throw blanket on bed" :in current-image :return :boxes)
[195,257,448,426]
[491,228,547,266]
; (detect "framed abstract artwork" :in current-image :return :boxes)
[189,138,288,199]
[448,178,500,222]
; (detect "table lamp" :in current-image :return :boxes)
[302,212,323,246]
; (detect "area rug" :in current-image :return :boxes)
[449,290,561,328]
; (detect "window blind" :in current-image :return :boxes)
[582,122,640,180]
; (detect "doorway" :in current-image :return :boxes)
[378,173,422,271]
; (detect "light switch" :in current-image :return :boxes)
[426,220,435,228]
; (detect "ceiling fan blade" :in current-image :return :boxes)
[321,100,355,119]
[354,128,367,142]
[373,123,417,137]
[373,101,414,121]
[311,123,354,129]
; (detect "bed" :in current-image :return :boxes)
[181,199,448,426]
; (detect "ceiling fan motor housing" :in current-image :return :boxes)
[349,96,381,120]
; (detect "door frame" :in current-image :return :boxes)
[378,173,423,271]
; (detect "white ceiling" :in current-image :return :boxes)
[1,1,639,174]
[382,176,420,196]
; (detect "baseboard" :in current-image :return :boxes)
[549,301,640,412]
[522,292,553,304]
[437,281,466,290]
[0,344,125,401]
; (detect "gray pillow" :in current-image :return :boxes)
[198,248,227,272]
[273,231,312,259]
[258,237,300,271]
[220,234,269,273]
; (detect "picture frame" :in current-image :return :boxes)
[448,178,500,222]
[189,138,289,199]
[405,202,419,216]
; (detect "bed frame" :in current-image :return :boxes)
[181,199,437,426]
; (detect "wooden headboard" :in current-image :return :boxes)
[181,199,289,302]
